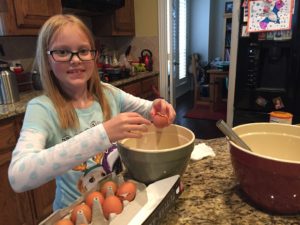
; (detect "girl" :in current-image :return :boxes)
[8,14,175,210]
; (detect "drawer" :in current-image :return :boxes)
[122,82,142,97]
[141,76,158,93]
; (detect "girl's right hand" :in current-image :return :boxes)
[103,112,151,143]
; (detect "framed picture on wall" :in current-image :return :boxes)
[247,0,293,32]
[225,1,233,13]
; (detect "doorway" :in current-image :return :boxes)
[159,0,240,126]
[158,0,189,107]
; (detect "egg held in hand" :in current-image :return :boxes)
[153,112,169,128]
[116,181,137,202]
[70,203,92,224]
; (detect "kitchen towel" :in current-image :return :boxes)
[191,143,216,160]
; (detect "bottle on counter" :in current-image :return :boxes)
[32,70,43,90]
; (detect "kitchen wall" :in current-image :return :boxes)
[0,0,159,72]
[190,0,231,64]
[104,0,159,71]
[0,36,36,71]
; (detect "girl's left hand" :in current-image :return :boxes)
[150,99,176,125]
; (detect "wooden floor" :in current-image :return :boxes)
[174,91,225,140]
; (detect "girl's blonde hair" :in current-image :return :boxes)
[34,14,111,129]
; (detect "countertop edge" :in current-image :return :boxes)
[0,71,159,120]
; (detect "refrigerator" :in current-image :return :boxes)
[233,0,300,126]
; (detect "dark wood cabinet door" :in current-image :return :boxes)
[113,0,135,35]
[0,115,56,225]
[13,0,62,28]
[141,76,159,99]
[0,0,62,35]
[122,81,142,97]
[0,117,18,153]
[92,0,135,36]
[0,146,34,225]
[31,180,56,224]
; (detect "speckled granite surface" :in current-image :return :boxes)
[161,138,300,225]
[0,72,158,120]
[0,90,43,120]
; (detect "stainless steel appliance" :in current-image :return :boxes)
[0,61,20,104]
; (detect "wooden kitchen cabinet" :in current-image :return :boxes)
[0,115,56,225]
[119,74,159,100]
[122,81,142,97]
[0,0,62,36]
[92,0,135,36]
[141,76,159,99]
[31,180,56,224]
[0,115,33,225]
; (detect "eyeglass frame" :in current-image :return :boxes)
[46,49,97,62]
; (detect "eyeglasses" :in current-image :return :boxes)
[46,49,97,62]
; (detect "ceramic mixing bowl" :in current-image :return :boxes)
[229,122,300,214]
[117,124,195,184]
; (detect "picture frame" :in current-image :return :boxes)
[225,1,233,13]
[247,0,293,33]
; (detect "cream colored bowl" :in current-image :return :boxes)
[229,123,300,214]
[117,124,195,184]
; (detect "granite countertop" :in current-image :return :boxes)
[0,71,159,120]
[161,138,300,225]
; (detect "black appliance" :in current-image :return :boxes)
[61,0,125,12]
[233,0,300,126]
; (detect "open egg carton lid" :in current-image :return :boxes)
[39,173,182,225]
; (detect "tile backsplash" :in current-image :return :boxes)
[0,36,37,71]
[0,35,159,72]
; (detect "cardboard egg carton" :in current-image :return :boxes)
[39,173,147,225]
[39,174,182,225]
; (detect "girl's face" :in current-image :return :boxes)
[48,23,95,93]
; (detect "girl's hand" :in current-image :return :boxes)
[103,112,151,143]
[150,99,176,125]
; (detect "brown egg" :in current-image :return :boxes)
[55,219,74,225]
[100,180,118,196]
[102,195,123,220]
[70,203,92,224]
[116,181,137,202]
[85,191,105,209]
[153,112,169,128]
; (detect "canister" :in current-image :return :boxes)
[0,61,20,104]
[269,111,293,124]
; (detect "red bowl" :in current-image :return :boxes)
[229,123,300,214]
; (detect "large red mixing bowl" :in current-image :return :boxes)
[229,123,300,214]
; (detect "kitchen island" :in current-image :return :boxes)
[1,77,299,224]
[161,138,300,225]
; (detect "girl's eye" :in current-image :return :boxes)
[79,49,90,55]
[55,50,69,56]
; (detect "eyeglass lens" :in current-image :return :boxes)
[49,49,96,62]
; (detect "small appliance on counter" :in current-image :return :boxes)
[140,49,153,72]
[32,70,43,90]
[0,60,20,104]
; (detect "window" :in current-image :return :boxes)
[167,0,187,80]
[178,0,187,79]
